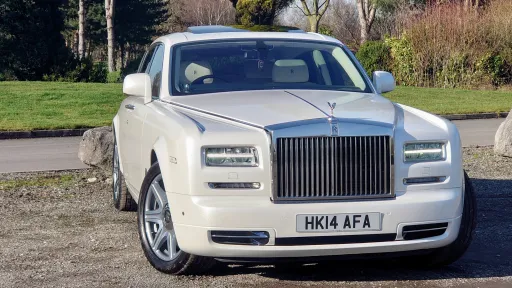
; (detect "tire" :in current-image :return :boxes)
[137,162,217,275]
[112,133,137,211]
[407,171,477,267]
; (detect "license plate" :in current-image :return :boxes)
[296,213,381,232]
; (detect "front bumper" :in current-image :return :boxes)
[169,188,463,258]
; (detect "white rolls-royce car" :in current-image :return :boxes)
[112,26,476,275]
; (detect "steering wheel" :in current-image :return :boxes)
[190,75,230,85]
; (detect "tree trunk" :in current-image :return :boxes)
[73,31,79,56]
[360,25,369,44]
[105,0,115,72]
[308,16,320,33]
[119,44,125,70]
[78,0,85,59]
[356,0,375,45]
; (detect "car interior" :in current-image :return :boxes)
[173,40,369,95]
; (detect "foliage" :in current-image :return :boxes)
[115,0,167,48]
[355,41,392,77]
[90,62,108,83]
[122,56,144,76]
[107,71,122,83]
[385,36,418,86]
[387,1,512,88]
[43,58,108,83]
[62,0,105,51]
[231,0,293,25]
[478,53,511,87]
[0,0,71,81]
[318,25,333,37]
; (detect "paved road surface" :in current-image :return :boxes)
[0,119,505,174]
[0,137,88,174]
[453,118,504,146]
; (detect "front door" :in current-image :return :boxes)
[119,43,165,192]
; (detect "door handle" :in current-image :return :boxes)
[125,104,135,110]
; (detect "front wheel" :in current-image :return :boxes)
[406,171,477,267]
[137,163,217,275]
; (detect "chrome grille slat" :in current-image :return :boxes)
[276,136,393,201]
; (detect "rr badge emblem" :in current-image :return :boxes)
[327,102,339,136]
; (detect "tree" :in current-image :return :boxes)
[78,0,86,59]
[296,0,331,33]
[324,0,360,46]
[105,0,115,72]
[229,0,293,26]
[115,0,167,69]
[0,0,71,80]
[187,0,235,26]
[356,0,377,44]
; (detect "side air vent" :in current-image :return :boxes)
[211,231,270,246]
[402,223,448,240]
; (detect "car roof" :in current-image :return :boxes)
[153,26,342,47]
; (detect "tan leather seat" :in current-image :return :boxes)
[272,59,309,83]
[180,61,213,84]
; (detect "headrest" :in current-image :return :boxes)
[272,59,309,83]
[180,61,213,84]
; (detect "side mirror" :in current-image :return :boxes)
[372,71,396,94]
[123,73,152,104]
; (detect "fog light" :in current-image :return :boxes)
[211,231,270,246]
[403,176,446,185]
[208,182,261,189]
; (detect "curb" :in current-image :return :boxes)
[0,112,508,140]
[0,128,89,140]
[442,112,508,121]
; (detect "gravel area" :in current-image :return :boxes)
[0,147,511,287]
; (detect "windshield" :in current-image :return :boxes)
[171,40,372,96]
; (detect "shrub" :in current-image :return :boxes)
[0,70,18,81]
[122,55,144,77]
[89,62,108,83]
[392,0,512,88]
[385,36,417,86]
[42,58,108,83]
[356,41,392,77]
[107,71,122,83]
[318,25,334,37]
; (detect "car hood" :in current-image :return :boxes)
[170,90,396,128]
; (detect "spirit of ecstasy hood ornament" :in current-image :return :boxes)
[327,102,336,117]
[327,102,338,136]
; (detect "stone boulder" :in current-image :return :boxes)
[495,110,512,157]
[78,126,114,172]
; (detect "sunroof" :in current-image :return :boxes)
[187,25,305,34]
[187,26,247,34]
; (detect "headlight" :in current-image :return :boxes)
[205,147,259,167]
[404,142,446,162]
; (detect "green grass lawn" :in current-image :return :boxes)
[0,82,124,131]
[386,86,512,115]
[0,81,511,131]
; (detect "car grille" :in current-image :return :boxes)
[275,136,393,201]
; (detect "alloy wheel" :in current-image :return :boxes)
[143,174,181,261]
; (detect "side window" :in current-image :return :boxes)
[321,51,355,87]
[146,45,165,99]
[139,46,156,73]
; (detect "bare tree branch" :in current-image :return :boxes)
[299,0,312,16]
